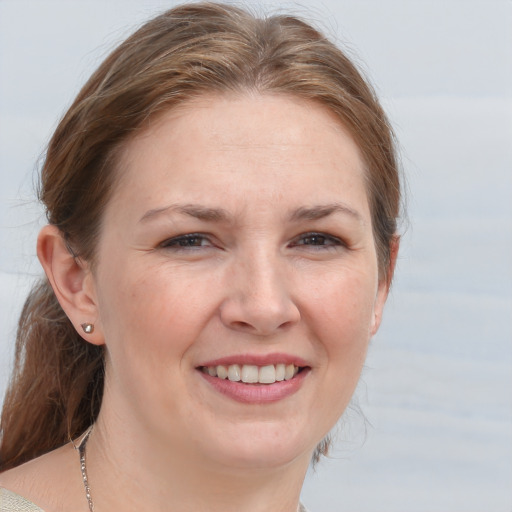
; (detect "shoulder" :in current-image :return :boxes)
[0,443,83,512]
[0,487,44,512]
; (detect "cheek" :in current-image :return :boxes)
[303,264,377,345]
[305,269,377,400]
[96,260,216,363]
[95,266,204,418]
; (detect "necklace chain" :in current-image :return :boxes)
[74,426,94,511]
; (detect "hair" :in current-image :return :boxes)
[0,1,401,471]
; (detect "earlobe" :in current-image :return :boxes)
[37,225,104,346]
[370,235,400,336]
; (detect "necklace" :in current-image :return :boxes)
[73,426,94,511]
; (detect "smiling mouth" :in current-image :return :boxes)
[198,363,305,385]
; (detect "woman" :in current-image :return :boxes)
[0,2,401,511]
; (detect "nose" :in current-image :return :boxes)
[219,251,301,336]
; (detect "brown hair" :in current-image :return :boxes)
[0,2,401,470]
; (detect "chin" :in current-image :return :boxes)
[217,447,312,471]
[198,423,317,471]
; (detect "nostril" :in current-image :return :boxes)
[229,318,295,334]
[232,320,253,330]
[278,320,296,330]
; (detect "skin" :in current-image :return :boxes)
[0,93,395,512]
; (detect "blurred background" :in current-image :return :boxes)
[1,1,511,510]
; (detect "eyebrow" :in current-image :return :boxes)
[139,202,363,224]
[139,203,231,223]
[289,203,364,224]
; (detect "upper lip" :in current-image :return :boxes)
[197,353,310,368]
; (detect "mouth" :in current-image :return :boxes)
[198,363,305,385]
[196,354,311,403]
[196,358,310,403]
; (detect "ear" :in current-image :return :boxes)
[370,235,400,336]
[37,225,105,346]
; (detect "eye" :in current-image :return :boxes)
[290,232,344,249]
[159,233,213,249]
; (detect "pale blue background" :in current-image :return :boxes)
[1,1,511,510]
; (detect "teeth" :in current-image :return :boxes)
[216,365,228,379]
[203,363,301,384]
[284,364,295,380]
[241,365,259,383]
[259,365,276,384]
[228,364,241,382]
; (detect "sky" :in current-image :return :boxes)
[1,1,511,511]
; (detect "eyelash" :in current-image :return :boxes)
[159,232,345,251]
[290,232,344,250]
[159,233,212,249]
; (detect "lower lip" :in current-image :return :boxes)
[198,368,310,404]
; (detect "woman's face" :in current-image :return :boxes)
[90,93,390,469]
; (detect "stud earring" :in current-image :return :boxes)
[81,323,94,334]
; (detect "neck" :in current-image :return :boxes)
[84,412,310,512]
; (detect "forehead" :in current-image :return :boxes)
[109,93,369,220]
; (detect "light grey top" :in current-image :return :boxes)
[0,487,309,511]
[0,488,44,512]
